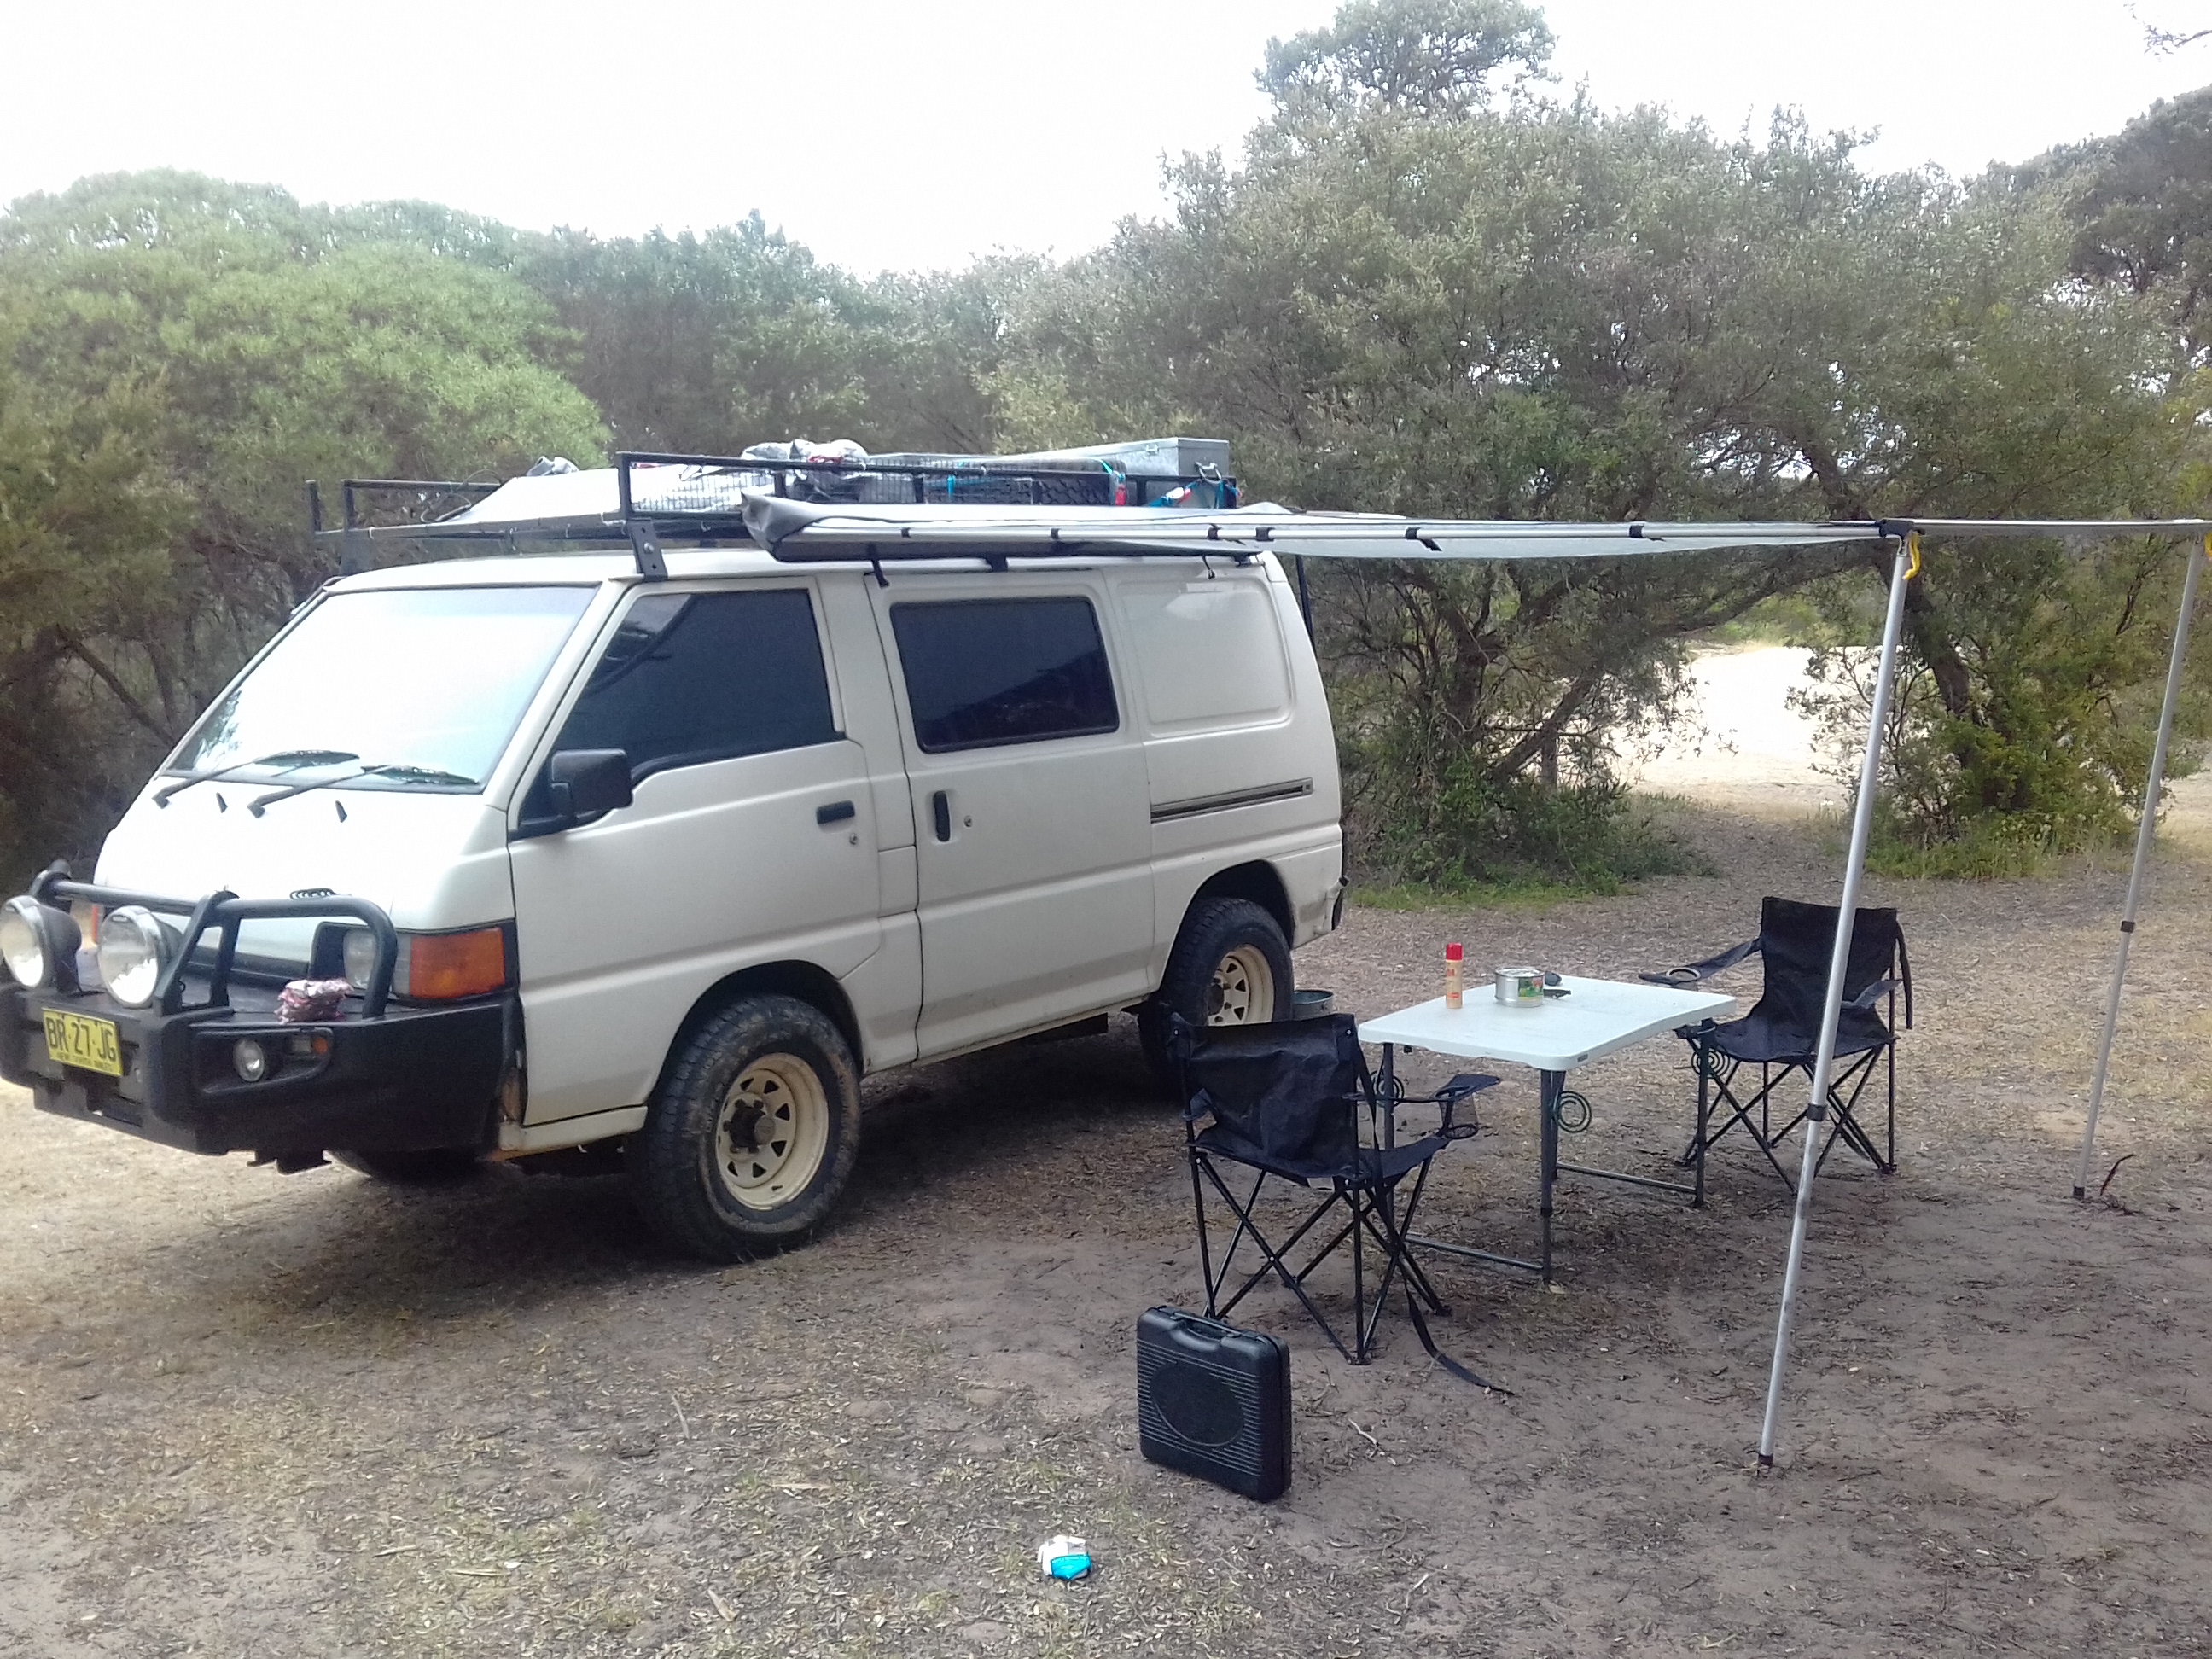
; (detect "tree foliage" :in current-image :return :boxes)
[3,2,2210,887]
[512,224,1015,457]
[0,178,606,877]
[992,0,2203,876]
[0,334,187,875]
[1260,0,1554,116]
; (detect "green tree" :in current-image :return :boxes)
[509,221,1012,456]
[8,32,2210,890]
[0,330,188,878]
[993,2,2200,880]
[2033,84,2212,368]
[1260,0,1555,114]
[0,180,607,879]
[992,8,1908,879]
[513,220,869,451]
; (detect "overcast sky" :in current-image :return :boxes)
[6,1,2211,273]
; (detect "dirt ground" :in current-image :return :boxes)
[5,797,2212,1657]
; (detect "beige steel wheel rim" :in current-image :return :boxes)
[1205,944,1278,1025]
[713,1053,831,1212]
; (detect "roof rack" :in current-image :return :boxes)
[306,478,502,535]
[310,442,1241,580]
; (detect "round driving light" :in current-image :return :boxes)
[0,898,50,988]
[97,905,176,1009]
[231,1039,269,1083]
[0,896,78,992]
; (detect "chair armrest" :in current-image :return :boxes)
[1436,1072,1501,1103]
[1846,976,1904,1012]
[1639,938,1760,986]
[1895,930,1913,1029]
[1435,1072,1501,1136]
[1382,1074,1502,1133]
[1382,1074,1499,1109]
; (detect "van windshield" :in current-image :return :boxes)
[172,586,596,792]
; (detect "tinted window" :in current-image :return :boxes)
[891,598,1118,752]
[541,589,837,789]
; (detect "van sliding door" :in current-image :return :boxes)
[870,576,1153,1061]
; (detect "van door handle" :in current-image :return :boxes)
[930,790,952,841]
[816,800,856,826]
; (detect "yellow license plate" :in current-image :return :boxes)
[43,1010,123,1077]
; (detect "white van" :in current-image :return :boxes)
[0,443,1345,1259]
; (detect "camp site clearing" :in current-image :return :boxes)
[2,777,2209,1656]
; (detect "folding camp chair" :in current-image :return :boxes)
[1644,897,1912,1193]
[1167,1013,1500,1380]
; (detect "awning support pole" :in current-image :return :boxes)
[1757,531,1918,1468]
[2074,533,2208,1199]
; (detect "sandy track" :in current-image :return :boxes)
[1627,644,2212,843]
[4,801,2210,1656]
[1627,646,1842,816]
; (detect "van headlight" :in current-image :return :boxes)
[340,923,507,1001]
[96,906,178,1008]
[341,927,380,992]
[2,896,81,992]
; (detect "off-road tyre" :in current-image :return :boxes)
[331,1147,482,1184]
[629,993,860,1262]
[1138,895,1295,1089]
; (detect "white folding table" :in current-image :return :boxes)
[1359,977,1736,1284]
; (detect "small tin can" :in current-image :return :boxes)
[1495,966,1545,1005]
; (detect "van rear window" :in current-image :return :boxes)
[890,598,1118,752]
[1119,581,1290,729]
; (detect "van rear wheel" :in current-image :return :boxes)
[630,994,860,1262]
[1139,896,1294,1088]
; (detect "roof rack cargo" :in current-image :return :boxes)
[310,439,1239,579]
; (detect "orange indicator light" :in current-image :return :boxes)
[404,927,509,1000]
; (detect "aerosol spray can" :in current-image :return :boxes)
[1444,942,1464,1010]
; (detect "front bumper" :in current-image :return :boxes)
[2,981,514,1158]
[0,873,511,1160]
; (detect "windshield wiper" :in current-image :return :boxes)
[154,749,360,807]
[360,765,480,787]
[247,762,480,816]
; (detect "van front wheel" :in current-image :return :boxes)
[631,995,861,1261]
[1139,897,1294,1086]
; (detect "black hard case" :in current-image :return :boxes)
[1137,1306,1292,1501]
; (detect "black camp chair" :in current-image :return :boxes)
[1644,897,1912,1192]
[1167,1012,1499,1377]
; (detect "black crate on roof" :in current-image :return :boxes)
[917,471,1118,507]
[932,474,1038,505]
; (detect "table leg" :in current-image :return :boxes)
[1394,1045,1551,1283]
[1693,1053,1708,1210]
[1539,1068,1562,1286]
[1379,1045,1396,1150]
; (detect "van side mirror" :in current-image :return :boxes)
[543,748,632,829]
